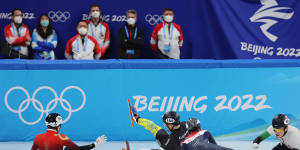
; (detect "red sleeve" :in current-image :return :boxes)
[24,25,31,39]
[101,22,110,56]
[89,36,101,55]
[65,37,75,55]
[150,24,161,52]
[4,25,27,46]
[174,23,183,48]
[14,25,30,46]
[103,22,110,43]
[86,20,91,24]
[59,134,78,149]
[31,135,39,150]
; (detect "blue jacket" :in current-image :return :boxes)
[182,130,233,150]
[31,28,57,60]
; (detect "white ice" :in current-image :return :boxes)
[0,140,277,150]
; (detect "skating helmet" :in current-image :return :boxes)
[45,113,63,128]
[272,114,289,129]
[187,118,201,132]
[163,111,180,125]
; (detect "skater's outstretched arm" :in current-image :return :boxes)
[64,144,94,150]
[252,126,272,149]
[135,117,171,149]
[135,117,163,137]
[64,135,107,150]
[131,107,163,137]
[131,107,171,149]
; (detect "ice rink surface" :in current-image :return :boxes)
[0,140,278,150]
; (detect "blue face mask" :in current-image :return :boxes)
[40,20,49,27]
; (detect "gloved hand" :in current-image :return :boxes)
[94,135,107,147]
[252,143,259,149]
[131,107,138,116]
[37,41,45,47]
[38,41,55,50]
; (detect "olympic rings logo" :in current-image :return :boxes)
[48,11,71,22]
[4,86,86,125]
[145,14,163,26]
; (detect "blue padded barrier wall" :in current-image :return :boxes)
[1,59,300,141]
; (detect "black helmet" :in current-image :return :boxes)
[272,114,289,129]
[187,118,201,132]
[45,113,63,128]
[163,111,180,125]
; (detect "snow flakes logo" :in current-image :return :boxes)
[250,0,294,42]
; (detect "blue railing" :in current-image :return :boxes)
[0,59,300,70]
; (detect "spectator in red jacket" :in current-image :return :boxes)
[150,8,183,59]
[65,20,101,60]
[4,8,31,59]
[87,4,110,58]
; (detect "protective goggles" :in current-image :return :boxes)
[273,128,285,133]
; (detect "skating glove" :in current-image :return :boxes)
[94,135,107,147]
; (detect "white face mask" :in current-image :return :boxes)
[14,16,23,24]
[164,15,173,23]
[127,18,136,25]
[91,11,100,18]
[78,27,88,35]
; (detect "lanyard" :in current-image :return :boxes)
[124,26,138,39]
[11,23,21,37]
[90,22,102,37]
[162,22,174,40]
[76,35,88,53]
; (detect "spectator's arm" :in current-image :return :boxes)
[100,23,110,56]
[65,39,73,59]
[31,31,45,52]
[4,26,27,46]
[150,25,160,52]
[127,29,145,47]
